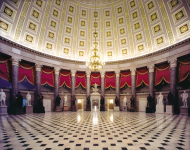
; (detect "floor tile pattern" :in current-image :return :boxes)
[0,111,189,150]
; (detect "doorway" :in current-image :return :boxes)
[77,99,83,110]
[43,99,51,112]
[139,98,146,112]
[108,99,113,110]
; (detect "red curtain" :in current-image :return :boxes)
[105,72,116,89]
[41,67,54,87]
[90,72,101,86]
[0,59,11,81]
[136,68,149,87]
[155,63,170,86]
[120,71,131,88]
[59,70,71,88]
[19,62,35,85]
[75,72,86,88]
[178,61,190,83]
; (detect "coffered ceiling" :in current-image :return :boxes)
[0,0,190,62]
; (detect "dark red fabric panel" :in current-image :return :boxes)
[105,72,116,89]
[120,71,131,88]
[75,72,86,88]
[90,72,101,86]
[178,62,190,83]
[41,67,54,87]
[155,63,170,86]
[59,70,71,88]
[136,68,149,87]
[0,59,9,81]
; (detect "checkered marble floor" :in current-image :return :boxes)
[0,111,189,150]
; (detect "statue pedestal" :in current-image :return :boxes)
[0,106,8,115]
[86,105,91,111]
[114,106,120,111]
[165,105,174,114]
[129,108,135,112]
[146,107,153,113]
[25,106,33,114]
[180,106,188,115]
[156,105,164,113]
[123,106,127,112]
[64,105,68,111]
[100,106,105,111]
[33,106,45,113]
[56,106,62,112]
[72,105,76,112]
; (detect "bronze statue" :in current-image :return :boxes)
[56,95,61,106]
[115,96,119,106]
[101,96,104,106]
[87,95,90,105]
[38,93,43,107]
[167,91,173,105]
[130,95,135,108]
[15,91,23,107]
[147,94,153,107]
[72,95,76,105]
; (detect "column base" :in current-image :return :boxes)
[56,106,62,112]
[86,105,91,111]
[64,105,68,111]
[33,106,45,113]
[114,106,120,111]
[155,105,164,113]
[165,105,174,114]
[25,106,33,114]
[146,107,153,113]
[100,106,105,111]
[72,105,76,112]
[8,106,25,115]
[180,107,188,115]
[123,106,127,112]
[0,106,8,115]
[129,108,135,112]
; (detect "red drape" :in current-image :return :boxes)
[136,68,149,87]
[120,71,131,88]
[155,63,170,86]
[105,72,116,89]
[0,59,10,81]
[90,72,101,86]
[41,67,54,87]
[178,61,190,83]
[75,72,86,88]
[59,70,71,88]
[19,62,35,85]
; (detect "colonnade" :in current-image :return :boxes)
[10,57,178,113]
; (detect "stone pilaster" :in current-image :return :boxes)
[168,58,178,114]
[115,70,120,108]
[54,67,60,98]
[86,70,91,111]
[148,64,154,97]
[100,71,106,110]
[130,68,136,97]
[35,64,42,107]
[71,70,76,96]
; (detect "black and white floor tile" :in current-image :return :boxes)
[0,111,189,150]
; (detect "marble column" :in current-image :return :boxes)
[11,57,20,106]
[115,70,120,108]
[168,58,178,114]
[100,71,106,110]
[86,70,91,110]
[71,70,76,96]
[35,64,41,106]
[130,68,136,97]
[54,67,60,107]
[148,65,154,97]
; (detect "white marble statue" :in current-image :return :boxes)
[64,95,67,105]
[92,83,98,93]
[0,89,6,106]
[157,92,163,105]
[25,92,31,106]
[123,96,127,106]
[181,91,188,107]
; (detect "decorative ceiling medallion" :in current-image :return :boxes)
[107,51,113,57]
[105,10,110,17]
[149,11,159,24]
[129,0,136,10]
[120,38,127,45]
[45,41,53,51]
[117,6,123,15]
[106,31,112,38]
[133,21,141,32]
[119,28,125,35]
[93,31,98,38]
[168,0,181,11]
[65,26,72,35]
[79,30,85,37]
[94,21,98,28]
[176,20,190,37]
[106,41,112,48]
[30,7,41,22]
[79,50,84,57]
[67,16,73,24]
[69,5,74,13]
[94,11,98,18]
[131,10,139,21]
[52,8,60,19]
[24,32,35,45]
[146,0,155,13]
[122,49,128,56]
[8,0,21,7]
[172,7,187,24]
[152,22,163,35]
[54,0,61,7]
[118,17,124,25]
[47,30,55,41]
[105,21,111,28]
[1,3,16,21]
[49,19,57,30]
[64,37,71,45]
[79,40,85,47]
[27,20,38,33]
[80,20,86,27]
[81,9,86,17]
[0,17,12,34]
[137,43,145,52]
[63,47,70,55]
[135,32,144,42]
[34,0,44,10]
[155,35,165,47]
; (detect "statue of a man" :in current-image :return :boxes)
[167,91,173,105]
[64,95,67,106]
[72,95,76,105]
[26,92,31,106]
[157,93,163,105]
[123,96,127,106]
[87,95,90,105]
[38,93,43,107]
[56,95,61,106]
[181,91,188,107]
[16,91,23,107]
[130,95,135,108]
[147,94,153,107]
[0,89,6,106]
[92,83,98,93]
[101,96,104,106]
[115,96,119,106]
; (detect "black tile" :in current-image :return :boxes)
[121,148,128,150]
[93,144,98,146]
[110,144,116,146]
[103,148,108,150]
[40,144,46,147]
[58,144,64,146]
[76,144,81,146]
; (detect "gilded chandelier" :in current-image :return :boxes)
[86,0,105,72]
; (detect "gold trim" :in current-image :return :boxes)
[87,6,91,56]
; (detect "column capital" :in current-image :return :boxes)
[86,70,91,77]
[11,57,21,66]
[71,70,76,76]
[130,68,136,75]
[168,58,177,68]
[100,71,105,77]
[54,67,60,75]
[147,64,154,72]
[115,70,120,77]
[35,64,42,71]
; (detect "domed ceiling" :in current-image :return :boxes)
[0,0,190,62]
